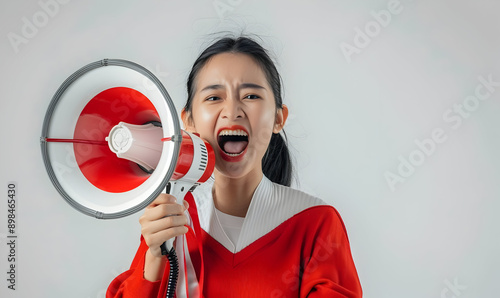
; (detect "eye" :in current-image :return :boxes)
[244,94,260,100]
[205,96,221,101]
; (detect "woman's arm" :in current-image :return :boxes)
[106,194,189,297]
[106,237,164,298]
[300,207,363,298]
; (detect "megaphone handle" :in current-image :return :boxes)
[160,180,194,255]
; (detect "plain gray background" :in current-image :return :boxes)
[1,0,499,297]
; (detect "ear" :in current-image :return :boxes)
[273,104,289,134]
[181,108,196,132]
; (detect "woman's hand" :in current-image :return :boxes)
[139,194,189,281]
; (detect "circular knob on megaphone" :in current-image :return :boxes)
[106,122,163,172]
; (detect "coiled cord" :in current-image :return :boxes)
[165,247,179,298]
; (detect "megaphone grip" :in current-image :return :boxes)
[161,240,171,256]
[161,182,172,255]
[160,181,189,256]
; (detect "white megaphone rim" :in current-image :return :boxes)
[40,59,182,219]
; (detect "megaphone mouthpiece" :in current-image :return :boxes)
[106,122,163,172]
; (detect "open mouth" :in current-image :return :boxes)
[217,128,249,157]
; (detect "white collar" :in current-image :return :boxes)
[192,175,325,253]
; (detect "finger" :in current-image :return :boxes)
[183,200,189,210]
[141,203,186,222]
[141,214,188,236]
[146,193,177,208]
[154,226,189,242]
[154,203,185,218]
[144,226,189,249]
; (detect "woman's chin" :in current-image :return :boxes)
[214,153,261,180]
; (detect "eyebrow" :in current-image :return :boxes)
[199,83,266,93]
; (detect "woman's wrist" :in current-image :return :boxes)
[143,248,167,282]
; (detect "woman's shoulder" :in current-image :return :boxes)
[260,177,347,226]
[269,180,348,228]
[268,178,329,211]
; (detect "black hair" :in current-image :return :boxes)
[184,36,293,186]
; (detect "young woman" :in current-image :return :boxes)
[107,36,362,297]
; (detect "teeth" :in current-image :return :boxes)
[225,152,242,157]
[218,129,248,137]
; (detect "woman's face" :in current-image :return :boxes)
[183,52,287,179]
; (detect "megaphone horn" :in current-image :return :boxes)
[40,59,215,219]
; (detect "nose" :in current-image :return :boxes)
[220,97,244,120]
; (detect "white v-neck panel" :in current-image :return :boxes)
[214,208,244,247]
[192,176,326,253]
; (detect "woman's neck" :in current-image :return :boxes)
[212,170,263,217]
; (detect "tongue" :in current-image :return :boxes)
[223,141,248,154]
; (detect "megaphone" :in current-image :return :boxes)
[40,59,215,297]
[40,59,214,218]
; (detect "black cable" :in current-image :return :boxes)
[165,246,179,298]
[162,181,180,297]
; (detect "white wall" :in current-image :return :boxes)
[1,0,499,297]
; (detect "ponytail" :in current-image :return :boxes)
[262,131,292,187]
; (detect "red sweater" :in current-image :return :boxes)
[107,178,362,297]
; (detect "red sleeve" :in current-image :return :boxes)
[300,207,363,298]
[106,192,201,298]
[106,237,163,298]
